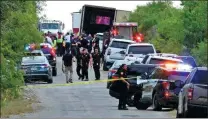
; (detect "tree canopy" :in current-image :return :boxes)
[0,1,45,105]
[129,1,207,66]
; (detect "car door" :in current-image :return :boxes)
[142,68,162,99]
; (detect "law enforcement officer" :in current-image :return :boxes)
[114,64,130,110]
[76,48,83,80]
[91,48,101,80]
[81,48,90,81]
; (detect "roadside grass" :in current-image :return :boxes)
[1,88,42,118]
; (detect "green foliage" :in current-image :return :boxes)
[191,40,208,66]
[129,1,207,65]
[0,1,45,103]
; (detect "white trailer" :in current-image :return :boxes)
[71,12,81,35]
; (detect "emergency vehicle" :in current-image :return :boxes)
[38,20,65,34]
[111,22,144,42]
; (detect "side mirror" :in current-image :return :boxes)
[156,50,161,53]
[119,50,125,54]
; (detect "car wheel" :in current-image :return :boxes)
[103,61,108,71]
[52,67,57,76]
[153,94,162,111]
[135,101,150,110]
[127,95,135,107]
[47,78,53,84]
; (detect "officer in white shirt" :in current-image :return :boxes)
[64,32,71,52]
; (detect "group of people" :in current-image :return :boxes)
[61,32,102,83]
[44,31,129,110]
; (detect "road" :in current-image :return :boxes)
[10,57,175,118]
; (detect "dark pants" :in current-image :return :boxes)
[71,46,77,56]
[118,86,128,108]
[65,42,70,52]
[76,65,82,78]
[57,43,62,56]
[82,67,88,80]
[93,65,100,80]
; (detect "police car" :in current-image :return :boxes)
[134,63,192,111]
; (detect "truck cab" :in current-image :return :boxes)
[111,22,143,42]
[38,20,65,34]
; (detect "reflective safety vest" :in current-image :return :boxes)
[57,35,63,43]
[53,40,57,48]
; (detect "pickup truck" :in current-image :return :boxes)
[177,67,208,118]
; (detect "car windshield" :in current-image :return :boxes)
[175,56,197,67]
[41,23,60,29]
[191,70,208,84]
[110,41,131,49]
[168,71,190,83]
[128,46,155,54]
[25,52,42,56]
[149,58,180,64]
[22,56,45,64]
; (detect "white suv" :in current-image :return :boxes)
[103,38,135,71]
[124,43,156,62]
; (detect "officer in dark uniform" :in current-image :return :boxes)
[81,48,90,81]
[92,34,100,52]
[91,48,101,80]
[76,48,83,80]
[114,64,130,110]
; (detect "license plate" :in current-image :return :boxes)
[31,67,37,71]
[198,98,207,102]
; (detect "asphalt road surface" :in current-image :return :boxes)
[10,57,175,118]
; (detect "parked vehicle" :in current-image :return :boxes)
[107,60,135,89]
[103,38,135,71]
[177,67,208,118]
[40,43,57,76]
[123,43,157,63]
[20,56,53,83]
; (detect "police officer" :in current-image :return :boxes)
[114,64,130,110]
[81,48,90,81]
[56,31,63,56]
[92,34,100,52]
[91,48,101,80]
[76,48,83,80]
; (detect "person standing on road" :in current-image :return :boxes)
[87,34,93,53]
[56,31,64,56]
[92,34,100,52]
[91,48,101,80]
[114,64,130,110]
[62,49,74,83]
[76,48,83,80]
[81,48,90,81]
[64,32,71,53]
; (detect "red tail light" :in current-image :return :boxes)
[188,88,193,100]
[164,91,170,98]
[112,75,119,79]
[50,48,56,56]
[162,82,170,89]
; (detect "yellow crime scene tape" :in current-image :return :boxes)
[21,77,138,89]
